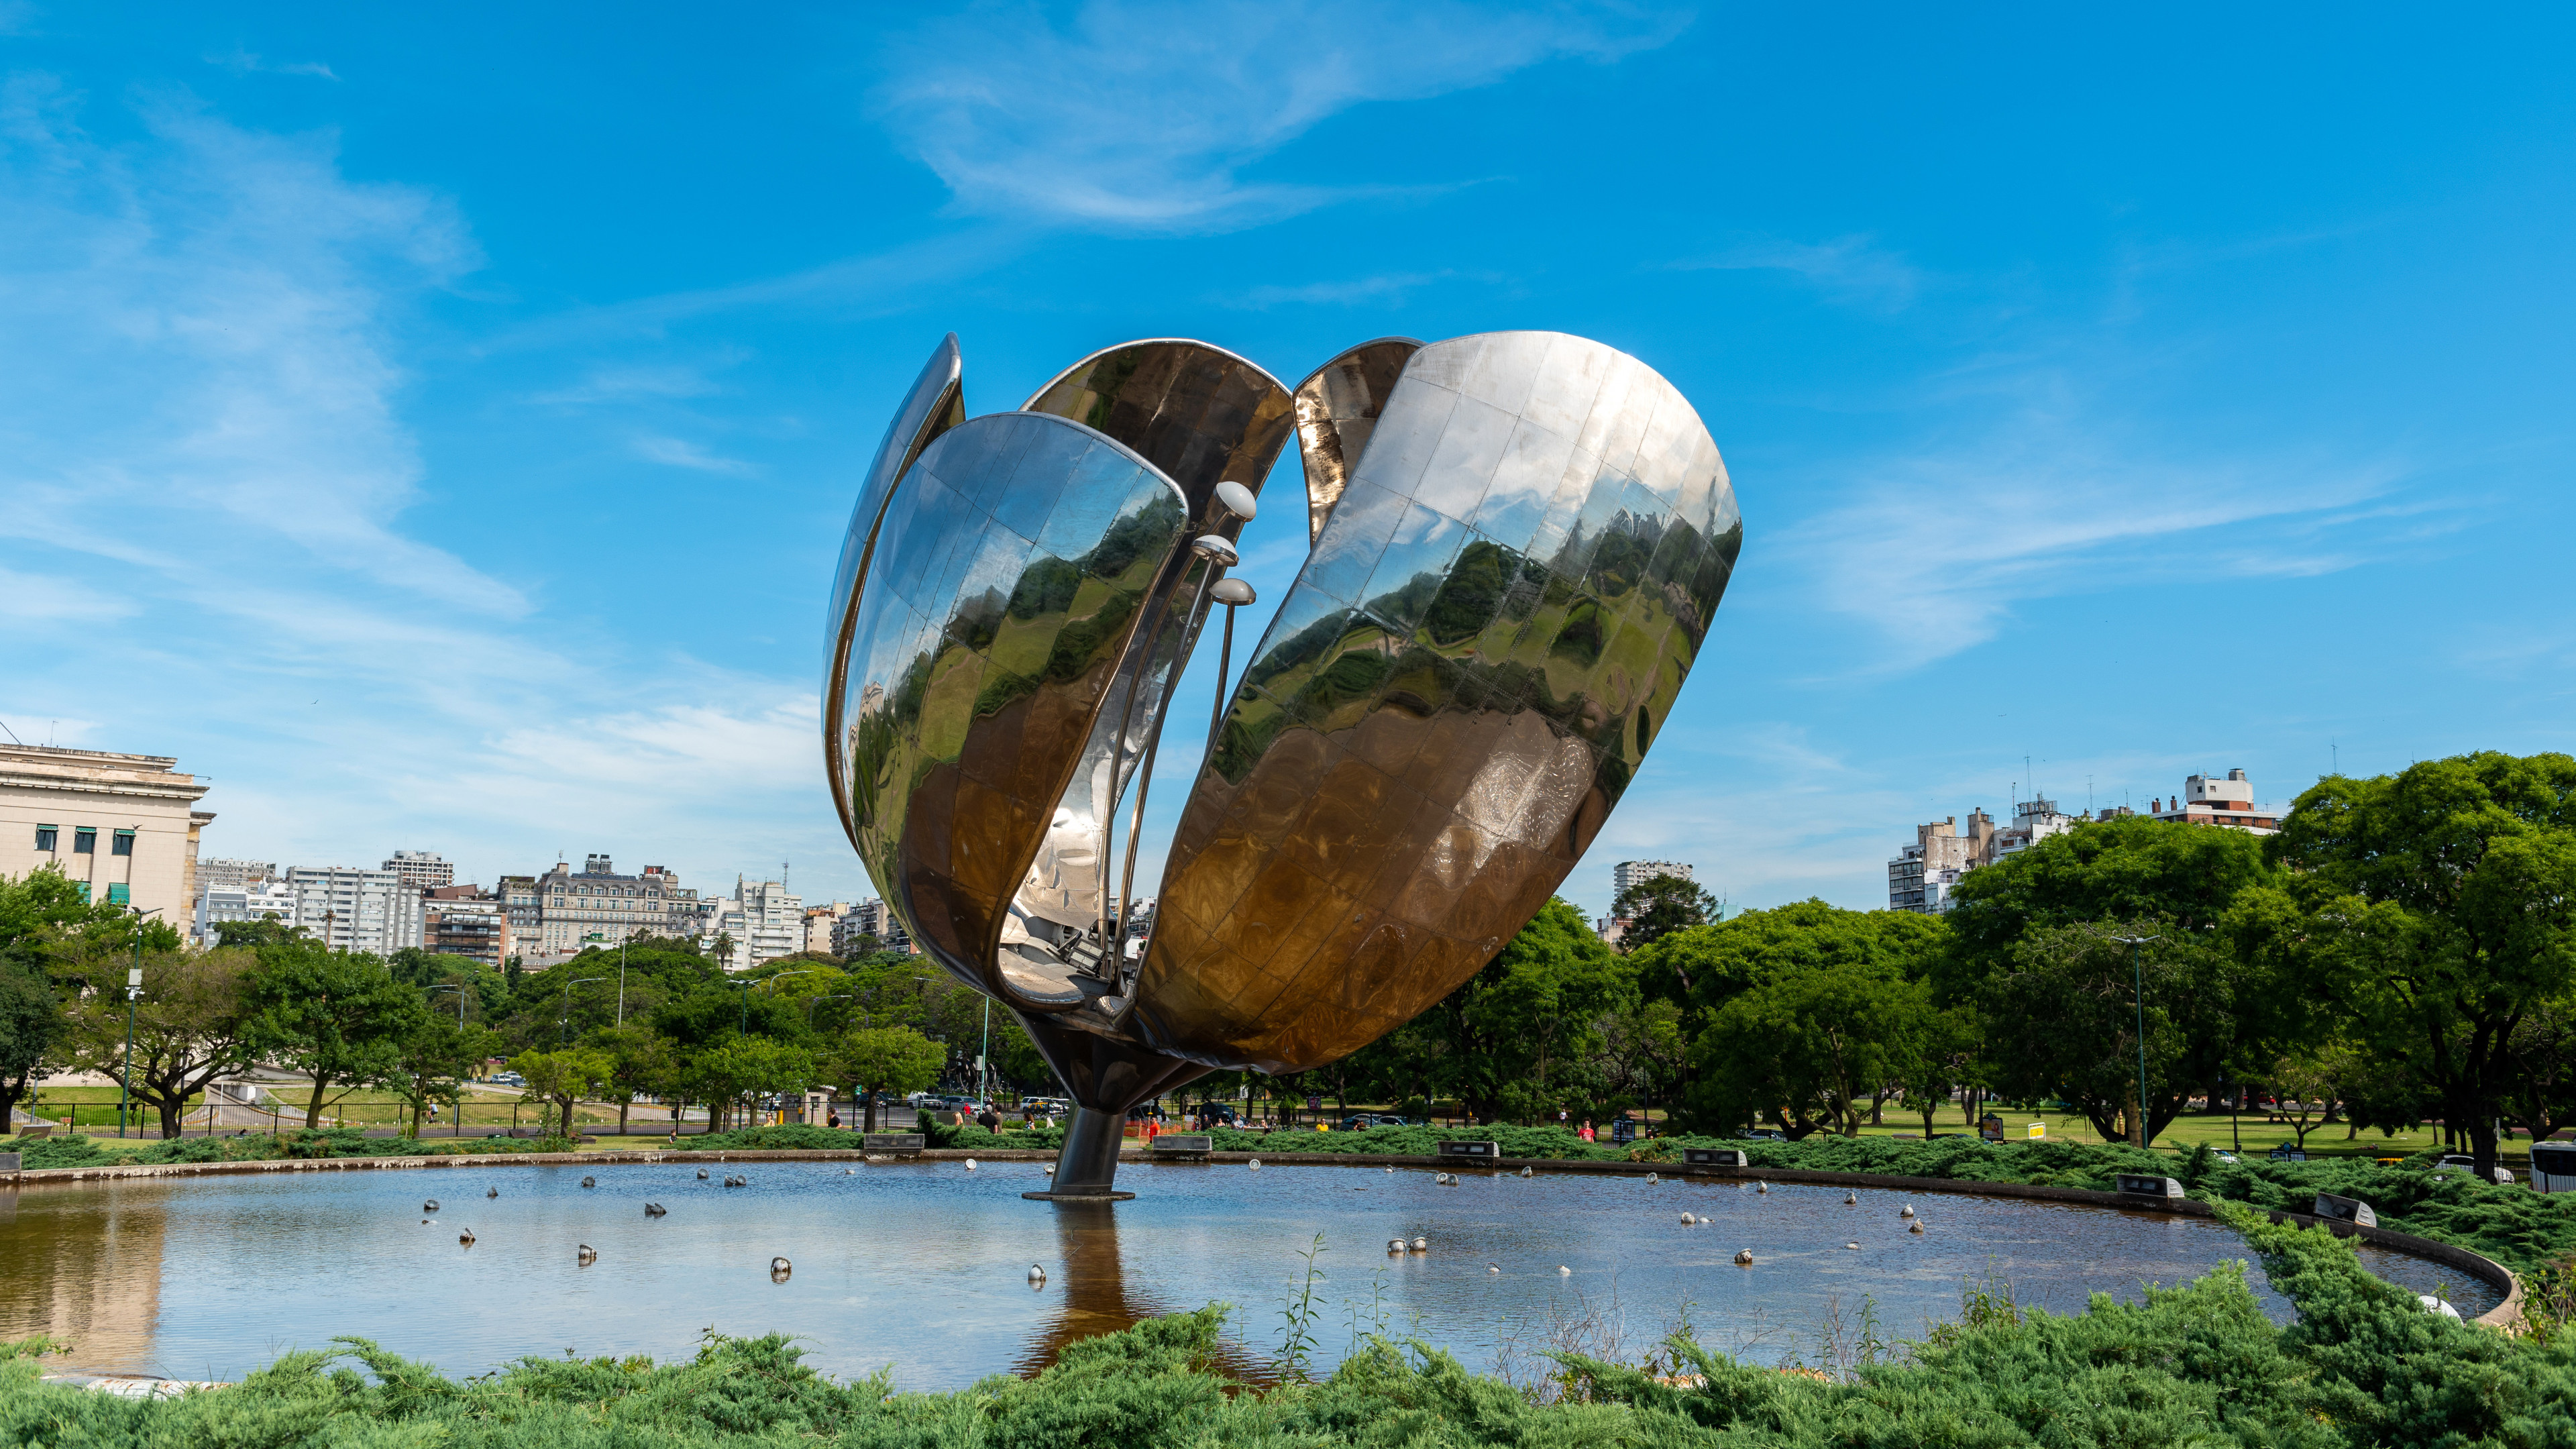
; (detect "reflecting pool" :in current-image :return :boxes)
[0,1160,2495,1391]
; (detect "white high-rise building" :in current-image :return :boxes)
[831,897,912,956]
[382,850,454,891]
[197,880,299,939]
[1612,860,1695,895]
[714,877,803,971]
[283,866,423,955]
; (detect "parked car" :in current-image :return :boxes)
[904,1091,943,1109]
[2434,1153,2517,1185]
[1739,1128,1786,1141]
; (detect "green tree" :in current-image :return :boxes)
[0,863,134,1130]
[1896,1002,1979,1137]
[1417,898,1634,1124]
[239,929,429,1128]
[508,1046,614,1137]
[1942,814,2281,980]
[390,1015,489,1138]
[1693,961,1936,1137]
[835,1025,944,1131]
[685,1036,815,1132]
[2259,752,2576,1178]
[1978,921,2242,1144]
[586,1024,678,1136]
[62,943,262,1140]
[1608,872,1719,953]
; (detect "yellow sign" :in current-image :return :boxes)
[2028,1122,2047,1139]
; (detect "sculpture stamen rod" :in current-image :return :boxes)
[824,331,1741,1199]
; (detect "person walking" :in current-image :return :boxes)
[1579,1120,1596,1142]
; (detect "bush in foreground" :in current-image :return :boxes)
[6,1206,2575,1446]
[2,1130,580,1169]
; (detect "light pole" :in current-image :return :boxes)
[2112,933,2161,1148]
[561,977,606,1042]
[121,906,161,1138]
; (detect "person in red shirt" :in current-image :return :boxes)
[1578,1120,1596,1142]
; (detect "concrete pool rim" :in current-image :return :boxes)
[2,1147,2520,1330]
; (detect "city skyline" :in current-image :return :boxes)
[5,7,2573,920]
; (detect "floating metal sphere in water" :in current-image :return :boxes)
[1757,1181,1769,1193]
[965,1159,978,1171]
[1558,1265,1572,1275]
[1845,1242,1861,1250]
[1248,1159,1262,1171]
[1520,1165,1533,1178]
[582,1177,596,1189]
[645,1203,666,1216]
[1645,1173,1658,1185]
[1845,1193,1857,1205]
[1487,1264,1500,1273]
[1389,1238,1406,1254]
[1681,1212,1697,1226]
[423,1200,439,1212]
[698,1169,710,1180]
[459,1230,476,1245]
[1735,1250,1754,1266]
[771,1256,792,1273]
[487,1187,498,1199]
[1900,1204,1916,1218]
[577,1244,596,1263]
[1412,1237,1428,1252]
[1910,1220,1925,1234]
[1027,1264,1045,1283]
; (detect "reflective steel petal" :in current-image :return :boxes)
[839,410,1188,1014]
[1293,337,1421,545]
[1136,331,1739,1073]
[824,335,965,853]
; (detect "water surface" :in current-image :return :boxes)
[0,1160,2493,1390]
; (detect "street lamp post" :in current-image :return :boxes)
[2112,933,2161,1148]
[121,907,162,1138]
[561,977,606,1042]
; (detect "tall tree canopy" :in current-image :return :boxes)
[1608,872,1719,953]
[1417,898,1633,1124]
[2257,751,2576,1177]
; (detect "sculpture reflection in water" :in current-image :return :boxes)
[824,332,1741,1199]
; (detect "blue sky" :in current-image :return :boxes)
[4,3,2571,919]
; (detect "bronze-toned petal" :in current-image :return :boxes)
[1293,337,1422,545]
[1140,332,1738,1073]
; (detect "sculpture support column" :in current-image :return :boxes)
[1024,1107,1132,1201]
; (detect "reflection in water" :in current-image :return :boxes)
[0,1163,2502,1392]
[0,1182,166,1375]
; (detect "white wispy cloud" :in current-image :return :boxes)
[206,47,340,80]
[533,364,727,406]
[1778,411,2422,669]
[1674,233,1921,310]
[874,0,1690,233]
[1225,268,1496,309]
[633,435,757,474]
[0,83,851,895]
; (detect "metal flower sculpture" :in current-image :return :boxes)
[824,332,1741,1197]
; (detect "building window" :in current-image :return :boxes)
[73,828,96,854]
[112,830,135,857]
[107,883,130,906]
[34,825,56,851]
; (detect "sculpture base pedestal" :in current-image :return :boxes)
[1021,1189,1134,1201]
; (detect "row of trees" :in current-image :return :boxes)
[10,749,2565,1175]
[1153,750,2576,1184]
[0,875,1036,1137]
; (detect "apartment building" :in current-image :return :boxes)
[830,896,913,957]
[527,855,699,957]
[0,743,213,922]
[1889,769,2280,912]
[384,851,455,892]
[283,865,423,955]
[423,885,509,966]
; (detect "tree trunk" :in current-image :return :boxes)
[305,1075,330,1130]
[619,1095,631,1136]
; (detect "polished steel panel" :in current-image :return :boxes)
[824,335,965,853]
[1136,331,1738,1074]
[1293,337,1421,545]
[837,409,1187,1016]
[1020,340,1295,960]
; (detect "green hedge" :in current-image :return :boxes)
[2,1130,580,1169]
[5,1207,2573,1447]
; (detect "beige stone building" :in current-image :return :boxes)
[0,744,213,920]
